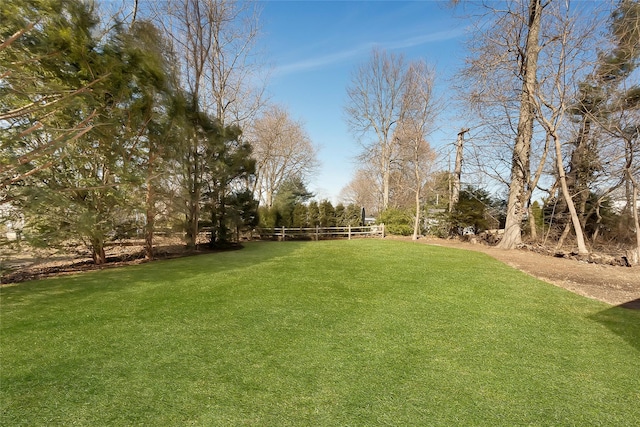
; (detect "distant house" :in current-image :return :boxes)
[1,205,24,241]
[612,198,640,213]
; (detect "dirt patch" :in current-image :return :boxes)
[392,236,640,308]
[0,237,227,285]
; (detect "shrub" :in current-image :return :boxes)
[379,208,413,236]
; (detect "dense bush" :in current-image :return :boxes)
[379,208,413,236]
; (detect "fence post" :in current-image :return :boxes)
[315,225,319,241]
[381,223,385,238]
[282,226,285,241]
[348,224,351,240]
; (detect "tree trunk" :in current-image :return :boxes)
[144,152,156,261]
[145,186,155,260]
[382,155,391,211]
[413,192,420,240]
[498,0,543,249]
[566,117,592,227]
[210,186,229,248]
[450,128,468,210]
[91,239,107,265]
[528,204,538,241]
[632,186,640,265]
[553,132,588,255]
[629,174,640,266]
[591,203,602,244]
[556,221,571,251]
[413,156,421,241]
[186,141,200,251]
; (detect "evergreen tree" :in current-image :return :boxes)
[3,0,148,263]
[319,200,336,227]
[345,204,364,226]
[1,0,100,203]
[292,204,308,228]
[225,189,259,241]
[334,204,346,226]
[307,201,320,227]
[271,177,314,228]
[205,125,256,248]
[449,187,498,235]
[379,208,413,236]
[122,20,182,259]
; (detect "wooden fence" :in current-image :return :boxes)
[255,224,385,241]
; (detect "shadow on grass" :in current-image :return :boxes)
[616,298,640,310]
[589,300,640,353]
[0,241,300,300]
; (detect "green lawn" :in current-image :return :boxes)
[1,239,639,426]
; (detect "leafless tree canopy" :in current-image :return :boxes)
[157,0,266,125]
[247,105,318,208]
[345,49,438,215]
[345,48,408,210]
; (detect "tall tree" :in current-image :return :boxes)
[394,61,438,240]
[11,6,162,264]
[345,48,407,211]
[157,0,265,249]
[121,20,181,260]
[162,0,213,249]
[206,0,265,126]
[497,0,545,249]
[0,0,101,205]
[204,124,256,247]
[592,0,640,261]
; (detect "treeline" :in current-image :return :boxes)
[254,178,362,229]
[1,0,262,263]
[340,1,640,258]
[259,201,363,229]
[458,0,640,256]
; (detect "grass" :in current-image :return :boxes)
[1,239,639,426]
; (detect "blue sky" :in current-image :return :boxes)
[257,1,469,203]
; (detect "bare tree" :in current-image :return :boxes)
[339,167,382,216]
[395,61,438,240]
[156,0,215,248]
[248,105,318,208]
[207,0,267,126]
[345,48,408,211]
[458,0,610,251]
[457,0,551,248]
[530,2,608,255]
[159,0,265,124]
[497,0,546,249]
[567,0,640,259]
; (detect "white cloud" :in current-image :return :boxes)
[273,27,466,77]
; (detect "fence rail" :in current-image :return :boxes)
[255,224,385,241]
